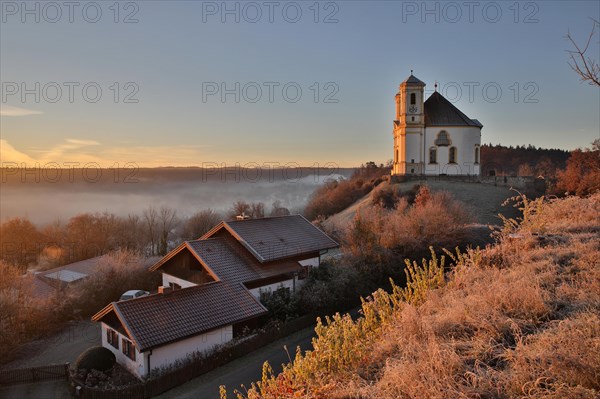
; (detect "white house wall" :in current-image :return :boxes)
[299,256,319,268]
[162,272,198,289]
[100,322,147,378]
[249,278,301,299]
[149,325,233,373]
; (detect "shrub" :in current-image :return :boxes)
[304,164,390,220]
[555,139,600,196]
[75,346,116,372]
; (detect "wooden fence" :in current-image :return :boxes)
[0,363,70,385]
[71,314,317,399]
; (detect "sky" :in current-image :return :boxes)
[1,0,599,168]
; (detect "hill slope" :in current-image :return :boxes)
[226,194,600,399]
[324,179,520,231]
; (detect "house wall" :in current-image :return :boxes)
[149,325,233,373]
[249,277,303,299]
[100,322,148,378]
[162,272,197,289]
[298,256,319,268]
[101,322,234,378]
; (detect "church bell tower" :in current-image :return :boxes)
[392,71,425,176]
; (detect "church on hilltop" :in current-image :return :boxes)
[392,73,482,177]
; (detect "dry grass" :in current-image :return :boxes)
[224,193,600,399]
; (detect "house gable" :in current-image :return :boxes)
[149,243,220,284]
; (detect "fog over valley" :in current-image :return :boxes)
[1,167,353,225]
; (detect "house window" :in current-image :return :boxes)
[449,147,457,164]
[169,282,181,290]
[429,147,437,164]
[122,338,136,361]
[474,146,480,164]
[435,131,451,147]
[410,93,416,105]
[106,328,119,349]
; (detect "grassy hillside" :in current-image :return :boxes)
[323,179,520,231]
[223,193,600,399]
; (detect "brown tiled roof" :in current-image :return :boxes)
[187,238,261,284]
[425,91,483,128]
[202,215,339,263]
[150,237,304,285]
[93,282,267,351]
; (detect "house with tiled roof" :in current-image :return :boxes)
[92,215,338,378]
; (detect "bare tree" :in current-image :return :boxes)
[229,200,251,219]
[566,18,600,86]
[143,206,158,256]
[181,209,221,240]
[158,206,177,256]
[270,200,291,217]
[250,202,265,219]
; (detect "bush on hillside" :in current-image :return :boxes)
[75,346,116,372]
[304,163,389,220]
[554,139,600,196]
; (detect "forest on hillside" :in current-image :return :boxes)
[480,144,570,177]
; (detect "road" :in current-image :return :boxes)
[0,380,71,399]
[155,325,316,399]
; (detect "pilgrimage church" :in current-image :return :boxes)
[392,73,482,177]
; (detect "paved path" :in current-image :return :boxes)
[155,325,316,399]
[0,380,71,399]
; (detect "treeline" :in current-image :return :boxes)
[480,143,570,177]
[0,200,291,271]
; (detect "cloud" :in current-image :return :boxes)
[0,139,37,164]
[0,105,43,117]
[0,139,211,167]
[66,139,101,146]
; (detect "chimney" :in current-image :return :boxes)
[158,285,172,294]
[236,212,250,220]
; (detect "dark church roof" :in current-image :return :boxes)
[424,91,483,128]
[402,74,426,85]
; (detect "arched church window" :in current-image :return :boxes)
[410,93,416,105]
[429,147,437,164]
[434,131,451,146]
[449,147,457,164]
[474,146,480,164]
[395,148,399,163]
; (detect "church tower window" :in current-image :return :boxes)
[429,147,437,164]
[449,147,457,164]
[410,93,416,105]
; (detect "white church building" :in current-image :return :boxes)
[392,73,482,177]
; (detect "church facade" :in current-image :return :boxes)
[392,73,482,176]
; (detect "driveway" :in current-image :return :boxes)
[1,320,100,370]
[155,325,316,399]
